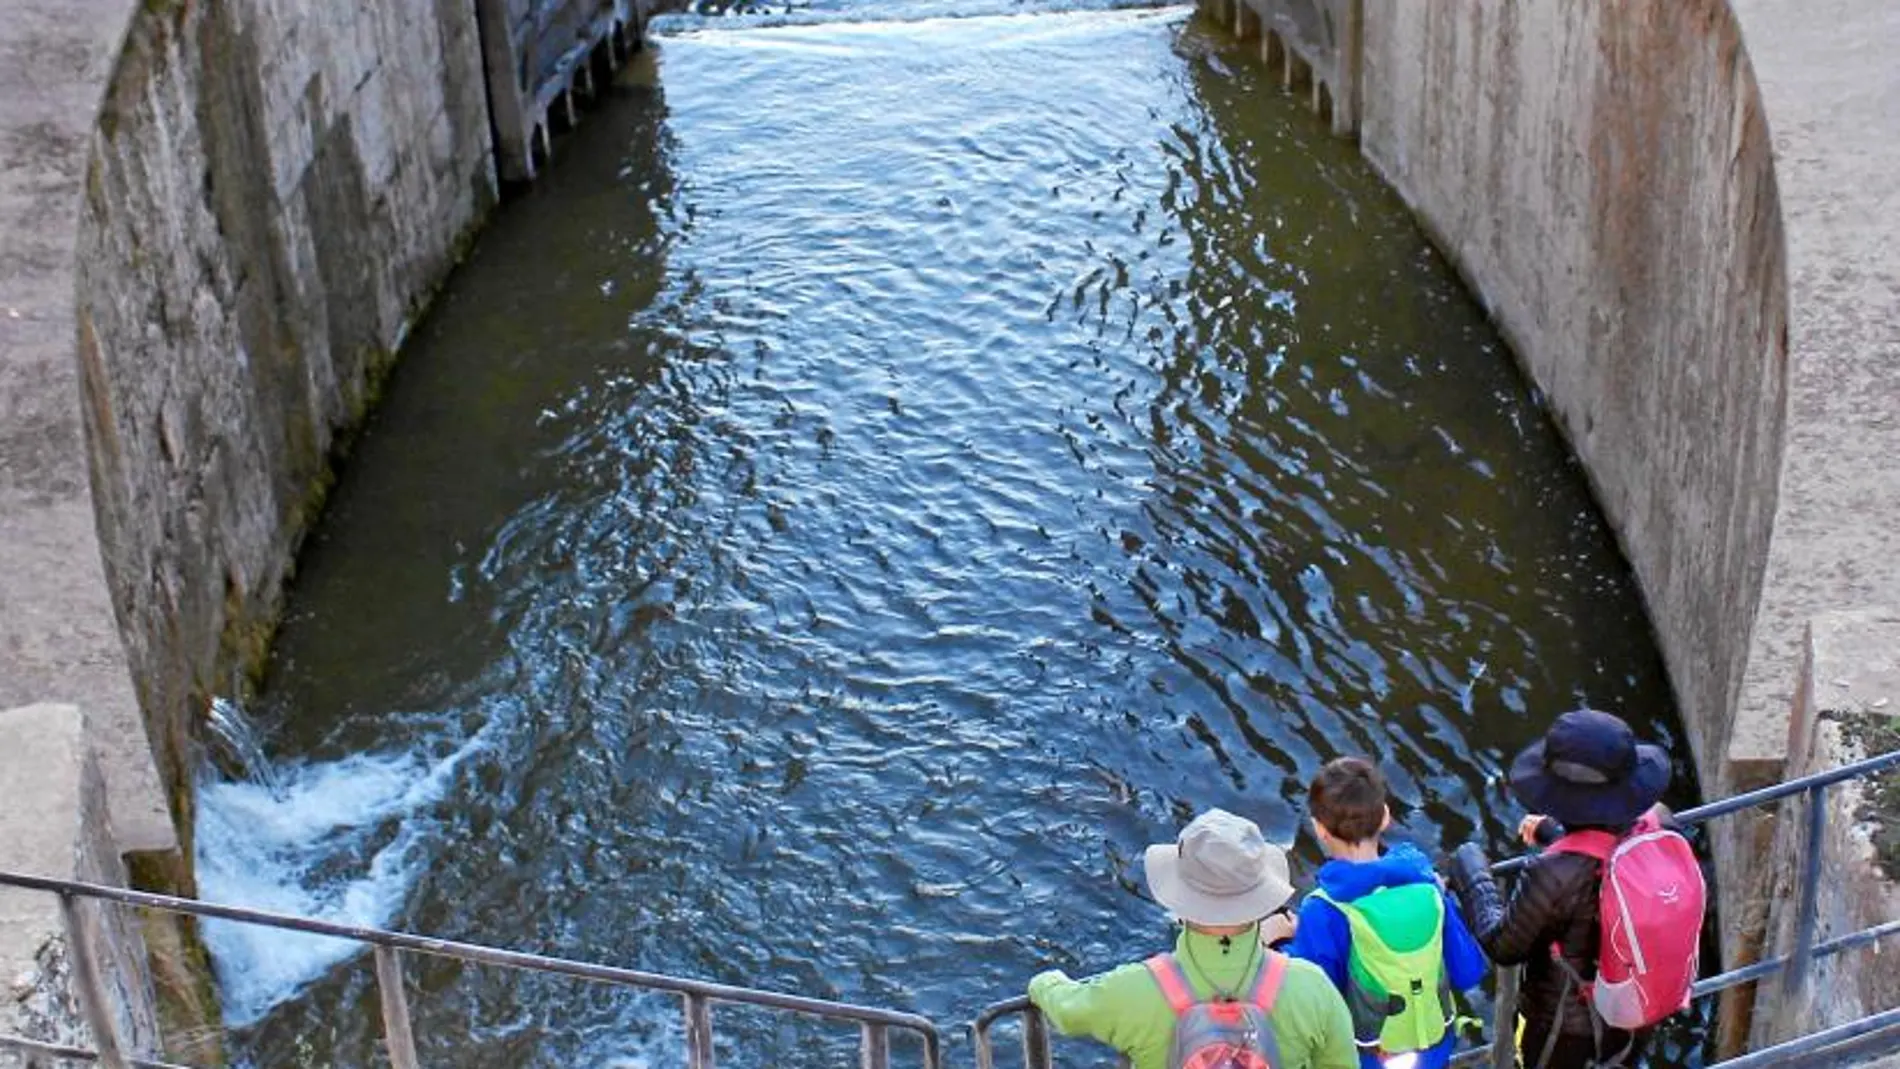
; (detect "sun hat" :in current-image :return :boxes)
[1508,708,1671,828]
[1143,808,1295,926]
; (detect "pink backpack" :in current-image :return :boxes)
[1549,809,1706,1030]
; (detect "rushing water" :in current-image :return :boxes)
[197,5,1689,1066]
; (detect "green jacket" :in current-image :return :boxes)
[1028,927,1359,1069]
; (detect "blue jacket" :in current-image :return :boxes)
[1286,844,1489,1069]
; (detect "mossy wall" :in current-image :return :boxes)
[74,0,497,869]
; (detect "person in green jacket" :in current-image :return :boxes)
[1027,808,1360,1069]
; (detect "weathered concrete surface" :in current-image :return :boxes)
[1346,0,1899,1040]
[478,0,650,181]
[1220,0,1362,136]
[0,0,173,859]
[1343,0,1900,1033]
[0,704,161,1061]
[73,0,496,861]
[1753,611,1900,1049]
[1356,0,1788,792]
[1723,0,1900,788]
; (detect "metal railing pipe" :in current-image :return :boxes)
[1488,966,1518,1069]
[373,945,422,1069]
[1677,748,1900,825]
[860,1022,890,1069]
[0,871,937,1040]
[973,994,1028,1069]
[0,1033,192,1069]
[1022,1003,1052,1069]
[1692,916,1900,998]
[1761,1020,1900,1069]
[1787,784,1829,994]
[1491,748,1900,877]
[58,892,129,1069]
[1708,1005,1900,1069]
[685,992,715,1069]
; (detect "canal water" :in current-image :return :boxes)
[195,3,1688,1066]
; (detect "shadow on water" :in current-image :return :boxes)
[196,9,1697,1067]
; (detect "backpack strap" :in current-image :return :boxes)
[1144,953,1198,1017]
[1248,951,1289,1013]
[1630,807,1665,836]
[1546,829,1618,862]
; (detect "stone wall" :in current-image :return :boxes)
[0,704,161,1063]
[0,0,175,867]
[72,0,497,860]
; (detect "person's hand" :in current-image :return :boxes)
[1260,910,1297,947]
[1446,842,1491,896]
[1518,814,1551,848]
[1026,969,1070,1004]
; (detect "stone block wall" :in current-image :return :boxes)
[72,0,497,859]
[0,0,176,866]
[0,704,160,1063]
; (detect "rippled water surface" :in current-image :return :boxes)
[198,6,1685,1066]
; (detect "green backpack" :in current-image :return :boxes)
[1312,883,1454,1060]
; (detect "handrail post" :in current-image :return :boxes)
[973,1019,996,1069]
[1489,966,1519,1069]
[860,1022,890,1069]
[685,992,716,1069]
[1023,1004,1052,1069]
[374,945,423,1069]
[1786,783,1829,995]
[922,1027,943,1069]
[57,892,129,1069]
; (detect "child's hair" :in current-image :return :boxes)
[1309,757,1388,844]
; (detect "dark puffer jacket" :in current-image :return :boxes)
[1447,846,1608,1042]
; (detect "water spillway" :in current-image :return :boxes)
[194,4,1685,1065]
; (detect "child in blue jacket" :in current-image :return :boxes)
[1270,758,1488,1069]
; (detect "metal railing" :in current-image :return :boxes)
[973,997,1065,1069]
[973,748,1900,1069]
[0,871,942,1069]
[9,749,1900,1069]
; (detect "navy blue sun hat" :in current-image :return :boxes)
[1508,708,1671,828]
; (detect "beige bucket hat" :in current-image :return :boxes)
[1143,808,1295,926]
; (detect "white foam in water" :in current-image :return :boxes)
[197,719,500,1027]
[651,0,1182,35]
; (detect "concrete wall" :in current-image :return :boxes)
[1357,0,1788,792]
[1205,0,1900,1038]
[1721,0,1900,1023]
[1344,0,1796,1023]
[1753,611,1900,1048]
[72,0,498,862]
[3,0,648,1055]
[1220,0,1363,136]
[0,704,161,1063]
[478,0,648,181]
[1335,0,1900,1044]
[1721,0,1900,788]
[0,0,175,867]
